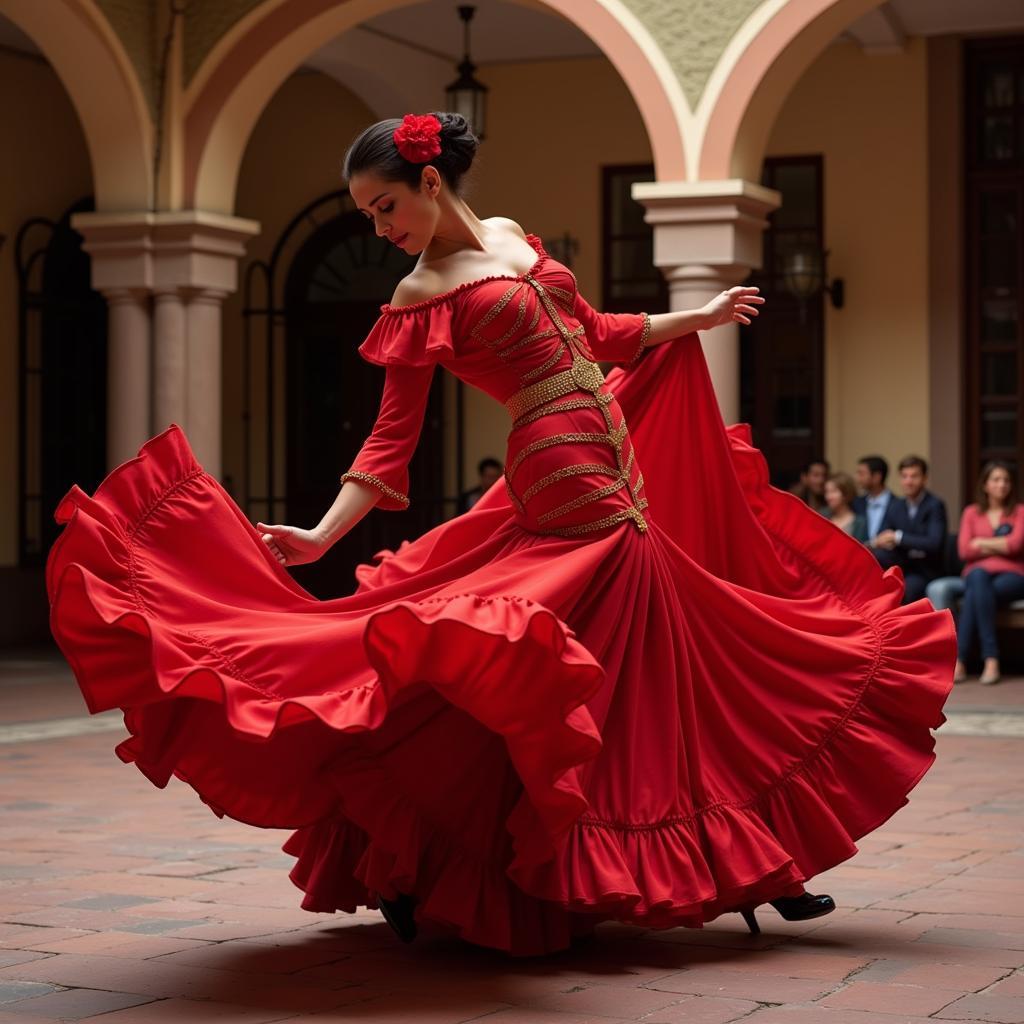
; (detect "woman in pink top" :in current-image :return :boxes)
[953,462,1024,685]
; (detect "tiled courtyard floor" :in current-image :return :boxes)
[0,649,1022,1023]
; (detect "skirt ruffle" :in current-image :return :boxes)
[46,334,955,955]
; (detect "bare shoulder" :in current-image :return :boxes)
[389,266,446,308]
[483,216,528,240]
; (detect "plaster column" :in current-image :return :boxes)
[101,288,152,467]
[73,215,156,472]
[633,180,780,424]
[73,210,259,479]
[153,289,188,434]
[185,289,228,477]
[150,211,259,478]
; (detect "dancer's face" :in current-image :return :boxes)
[349,169,441,256]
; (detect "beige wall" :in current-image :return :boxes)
[0,51,93,568]
[766,37,930,489]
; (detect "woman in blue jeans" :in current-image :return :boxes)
[927,463,1024,685]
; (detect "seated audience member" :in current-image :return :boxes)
[824,472,868,541]
[871,455,948,604]
[790,459,830,515]
[945,461,1024,685]
[458,457,503,514]
[852,455,894,541]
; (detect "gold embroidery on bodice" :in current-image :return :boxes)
[470,272,649,537]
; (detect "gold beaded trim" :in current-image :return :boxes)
[625,312,652,368]
[543,501,649,537]
[471,282,520,333]
[546,283,576,311]
[504,476,525,515]
[504,367,576,421]
[505,431,614,481]
[521,342,567,382]
[511,392,613,429]
[537,476,628,524]
[499,327,557,359]
[521,462,619,504]
[487,289,531,347]
[340,471,410,508]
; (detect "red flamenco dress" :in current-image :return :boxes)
[46,233,955,955]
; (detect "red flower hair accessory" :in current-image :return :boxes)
[393,113,443,163]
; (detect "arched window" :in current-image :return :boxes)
[17,197,107,568]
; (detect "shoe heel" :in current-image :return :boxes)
[740,908,760,935]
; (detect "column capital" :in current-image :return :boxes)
[71,209,260,295]
[631,178,780,274]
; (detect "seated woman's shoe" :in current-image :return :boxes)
[980,659,1001,685]
[953,660,968,684]
[739,892,836,935]
[376,891,417,943]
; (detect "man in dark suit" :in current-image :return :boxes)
[852,455,894,541]
[870,455,948,604]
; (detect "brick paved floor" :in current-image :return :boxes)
[0,649,1022,1023]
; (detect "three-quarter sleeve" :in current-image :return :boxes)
[574,293,651,366]
[341,361,436,510]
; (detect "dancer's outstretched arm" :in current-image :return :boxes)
[257,481,380,567]
[257,360,436,566]
[645,286,764,348]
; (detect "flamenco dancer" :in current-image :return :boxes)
[46,112,955,955]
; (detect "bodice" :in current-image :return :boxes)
[349,235,651,538]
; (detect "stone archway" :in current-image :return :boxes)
[0,0,152,210]
[696,0,887,181]
[182,0,689,213]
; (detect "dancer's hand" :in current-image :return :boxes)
[702,286,765,328]
[256,523,330,567]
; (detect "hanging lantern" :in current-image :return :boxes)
[445,6,488,140]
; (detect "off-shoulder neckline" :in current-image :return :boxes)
[379,232,547,315]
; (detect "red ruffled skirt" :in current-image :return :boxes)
[46,336,955,955]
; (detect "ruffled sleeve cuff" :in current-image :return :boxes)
[340,470,411,511]
[358,301,456,366]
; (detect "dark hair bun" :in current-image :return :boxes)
[343,112,479,193]
[433,112,478,183]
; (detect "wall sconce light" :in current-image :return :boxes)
[783,247,844,320]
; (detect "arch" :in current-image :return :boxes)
[697,0,885,181]
[183,0,690,212]
[0,0,152,209]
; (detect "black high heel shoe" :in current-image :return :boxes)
[376,890,417,943]
[739,892,836,935]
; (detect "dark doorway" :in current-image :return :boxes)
[964,36,1024,490]
[243,191,446,599]
[17,197,108,568]
[740,157,826,490]
[601,164,669,314]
